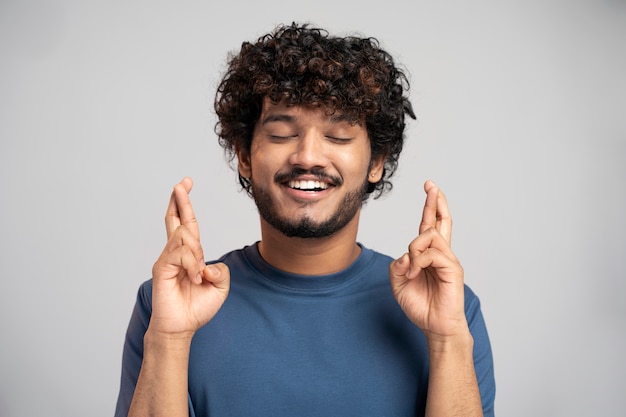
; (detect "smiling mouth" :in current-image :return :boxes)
[288,180,330,191]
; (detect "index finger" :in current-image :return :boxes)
[165,177,200,240]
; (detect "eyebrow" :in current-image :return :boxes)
[260,112,359,126]
[261,114,296,125]
[329,113,357,124]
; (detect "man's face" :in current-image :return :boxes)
[237,99,384,239]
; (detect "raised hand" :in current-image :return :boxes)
[148,177,230,337]
[389,180,467,339]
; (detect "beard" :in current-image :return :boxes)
[251,170,369,239]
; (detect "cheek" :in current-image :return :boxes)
[337,148,372,176]
[249,148,282,179]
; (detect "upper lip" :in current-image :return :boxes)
[287,178,331,190]
[275,170,341,189]
[280,172,335,183]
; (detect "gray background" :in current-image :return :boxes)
[1,0,624,416]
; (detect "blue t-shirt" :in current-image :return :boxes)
[115,243,495,416]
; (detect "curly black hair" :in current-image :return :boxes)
[214,22,415,199]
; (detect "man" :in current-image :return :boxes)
[115,23,495,417]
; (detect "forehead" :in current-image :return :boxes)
[258,98,362,126]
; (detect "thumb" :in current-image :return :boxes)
[203,262,230,290]
[389,253,410,280]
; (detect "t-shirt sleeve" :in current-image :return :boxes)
[114,280,198,417]
[114,280,152,417]
[465,285,497,417]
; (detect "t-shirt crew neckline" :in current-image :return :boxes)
[241,241,377,293]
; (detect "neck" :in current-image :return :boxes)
[257,215,362,276]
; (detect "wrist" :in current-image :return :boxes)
[426,328,474,355]
[144,327,195,353]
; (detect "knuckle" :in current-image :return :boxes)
[426,227,439,236]
[171,225,190,242]
[151,260,161,275]
[408,240,422,254]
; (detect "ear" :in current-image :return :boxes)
[236,146,252,179]
[368,156,385,183]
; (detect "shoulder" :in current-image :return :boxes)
[359,244,395,268]
[211,243,257,268]
[462,284,485,319]
[135,279,153,311]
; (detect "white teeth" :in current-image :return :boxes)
[288,180,329,190]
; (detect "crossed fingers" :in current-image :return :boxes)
[405,181,459,279]
[159,177,205,284]
[419,180,452,242]
[165,177,200,240]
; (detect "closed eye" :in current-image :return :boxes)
[269,134,298,141]
[326,136,353,144]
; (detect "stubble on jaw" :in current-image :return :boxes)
[250,172,369,239]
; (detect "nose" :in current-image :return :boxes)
[288,131,329,169]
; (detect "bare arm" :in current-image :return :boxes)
[389,181,483,416]
[128,331,194,416]
[424,331,482,416]
[128,177,230,417]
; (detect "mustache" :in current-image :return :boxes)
[274,168,343,186]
